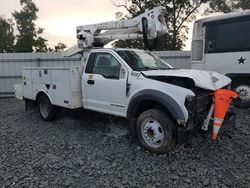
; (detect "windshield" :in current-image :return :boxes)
[116,50,173,71]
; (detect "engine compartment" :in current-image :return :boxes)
[146,75,213,127]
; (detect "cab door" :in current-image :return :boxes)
[82,52,128,117]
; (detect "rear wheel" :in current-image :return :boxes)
[232,79,250,108]
[38,95,56,121]
[136,109,176,154]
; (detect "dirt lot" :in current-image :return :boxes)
[0,98,249,187]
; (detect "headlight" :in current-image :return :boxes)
[185,95,196,114]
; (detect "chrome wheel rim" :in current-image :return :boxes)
[235,85,250,101]
[141,118,164,148]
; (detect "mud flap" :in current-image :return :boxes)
[176,119,195,144]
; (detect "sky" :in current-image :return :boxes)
[0,0,204,50]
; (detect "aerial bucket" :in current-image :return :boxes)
[212,89,238,140]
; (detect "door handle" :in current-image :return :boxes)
[87,80,95,85]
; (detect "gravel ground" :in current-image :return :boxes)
[0,98,249,188]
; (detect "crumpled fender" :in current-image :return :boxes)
[127,89,186,121]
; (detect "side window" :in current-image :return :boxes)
[92,53,121,79]
[205,18,250,53]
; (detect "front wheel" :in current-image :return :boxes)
[38,95,56,121]
[136,109,176,154]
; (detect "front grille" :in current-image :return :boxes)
[193,90,212,126]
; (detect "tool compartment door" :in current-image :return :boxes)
[22,69,34,99]
[31,68,51,84]
[49,68,71,108]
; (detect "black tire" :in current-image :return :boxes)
[136,109,176,154]
[231,79,250,108]
[38,95,56,121]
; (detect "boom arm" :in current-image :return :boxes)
[76,6,167,49]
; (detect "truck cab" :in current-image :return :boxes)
[81,48,195,120]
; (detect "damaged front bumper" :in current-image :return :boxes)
[176,108,236,144]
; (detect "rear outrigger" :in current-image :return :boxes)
[21,6,238,153]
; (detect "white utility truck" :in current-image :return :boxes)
[192,10,250,107]
[22,6,235,153]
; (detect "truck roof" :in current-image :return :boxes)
[62,46,146,57]
[90,48,146,52]
[195,10,250,25]
[192,10,250,38]
[114,48,145,52]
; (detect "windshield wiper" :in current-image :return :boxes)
[140,67,159,71]
[158,67,173,70]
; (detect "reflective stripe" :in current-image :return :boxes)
[214,117,224,123]
[213,117,224,127]
[213,124,221,134]
[213,120,222,140]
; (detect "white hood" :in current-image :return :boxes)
[142,69,231,91]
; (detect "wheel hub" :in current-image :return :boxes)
[147,128,155,138]
[236,85,250,101]
[141,118,164,148]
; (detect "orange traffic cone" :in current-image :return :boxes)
[212,89,238,140]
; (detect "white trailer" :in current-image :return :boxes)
[191,11,250,107]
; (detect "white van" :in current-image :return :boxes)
[191,11,250,107]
